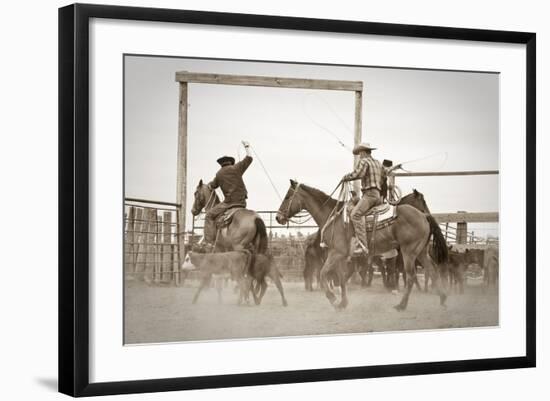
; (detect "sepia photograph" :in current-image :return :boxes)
[123,55,500,345]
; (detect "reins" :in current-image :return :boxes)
[277,180,345,225]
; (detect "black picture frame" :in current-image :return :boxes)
[59,3,536,397]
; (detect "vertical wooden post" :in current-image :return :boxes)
[162,211,171,283]
[135,208,148,279]
[456,223,467,244]
[154,214,161,283]
[144,208,156,283]
[171,244,176,284]
[445,222,449,241]
[176,82,188,276]
[125,207,136,274]
[353,90,363,193]
[124,211,130,274]
[175,208,182,286]
[132,207,144,273]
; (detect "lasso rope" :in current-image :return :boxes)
[249,145,283,202]
[398,151,449,173]
[302,94,352,152]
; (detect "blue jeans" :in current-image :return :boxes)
[351,188,382,248]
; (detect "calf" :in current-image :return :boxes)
[186,250,253,305]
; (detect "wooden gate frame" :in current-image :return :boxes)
[175,71,364,258]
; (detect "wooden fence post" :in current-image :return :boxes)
[162,211,172,283]
[125,207,136,274]
[144,208,156,283]
[154,214,161,284]
[134,208,147,279]
[353,90,363,194]
[176,82,188,282]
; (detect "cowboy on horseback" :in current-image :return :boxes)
[341,142,385,255]
[203,141,253,247]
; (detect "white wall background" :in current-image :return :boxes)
[0,0,546,400]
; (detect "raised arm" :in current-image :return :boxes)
[207,175,219,190]
[235,141,253,174]
[341,158,368,182]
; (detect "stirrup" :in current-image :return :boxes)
[354,239,369,255]
[320,241,328,248]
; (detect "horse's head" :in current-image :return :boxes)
[191,179,213,216]
[402,188,431,214]
[276,179,304,225]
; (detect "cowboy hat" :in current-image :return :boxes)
[216,156,235,166]
[352,142,377,155]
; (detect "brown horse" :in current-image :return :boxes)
[276,180,447,310]
[389,190,448,292]
[303,189,446,293]
[192,180,287,306]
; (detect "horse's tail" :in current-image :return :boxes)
[427,214,448,264]
[254,217,268,254]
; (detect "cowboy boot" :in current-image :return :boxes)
[351,215,368,255]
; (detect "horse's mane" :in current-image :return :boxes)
[299,183,341,209]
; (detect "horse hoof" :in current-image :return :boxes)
[394,304,405,311]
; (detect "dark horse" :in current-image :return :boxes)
[192,180,288,306]
[276,180,447,310]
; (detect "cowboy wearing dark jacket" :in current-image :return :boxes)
[203,141,253,245]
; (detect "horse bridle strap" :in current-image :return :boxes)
[204,187,217,210]
[278,183,302,220]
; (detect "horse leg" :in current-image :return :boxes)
[367,261,374,286]
[395,252,417,311]
[319,251,341,307]
[336,260,349,309]
[304,258,312,291]
[268,265,288,307]
[345,259,356,284]
[304,268,312,291]
[457,264,465,294]
[358,261,368,287]
[192,275,210,304]
[251,278,267,305]
[423,265,430,292]
[216,277,223,304]
[238,276,251,305]
[417,248,447,307]
[413,266,422,291]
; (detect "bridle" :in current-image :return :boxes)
[195,185,217,213]
[277,181,344,225]
[277,183,304,223]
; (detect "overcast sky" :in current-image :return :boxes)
[124,55,499,233]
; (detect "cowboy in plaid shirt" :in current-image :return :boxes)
[341,143,385,255]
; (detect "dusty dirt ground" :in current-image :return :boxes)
[124,276,499,344]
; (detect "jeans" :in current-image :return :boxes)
[204,201,246,243]
[350,188,382,249]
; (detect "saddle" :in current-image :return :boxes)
[215,206,243,229]
[364,203,397,232]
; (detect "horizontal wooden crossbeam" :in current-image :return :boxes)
[175,71,363,91]
[394,170,499,177]
[432,212,499,223]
